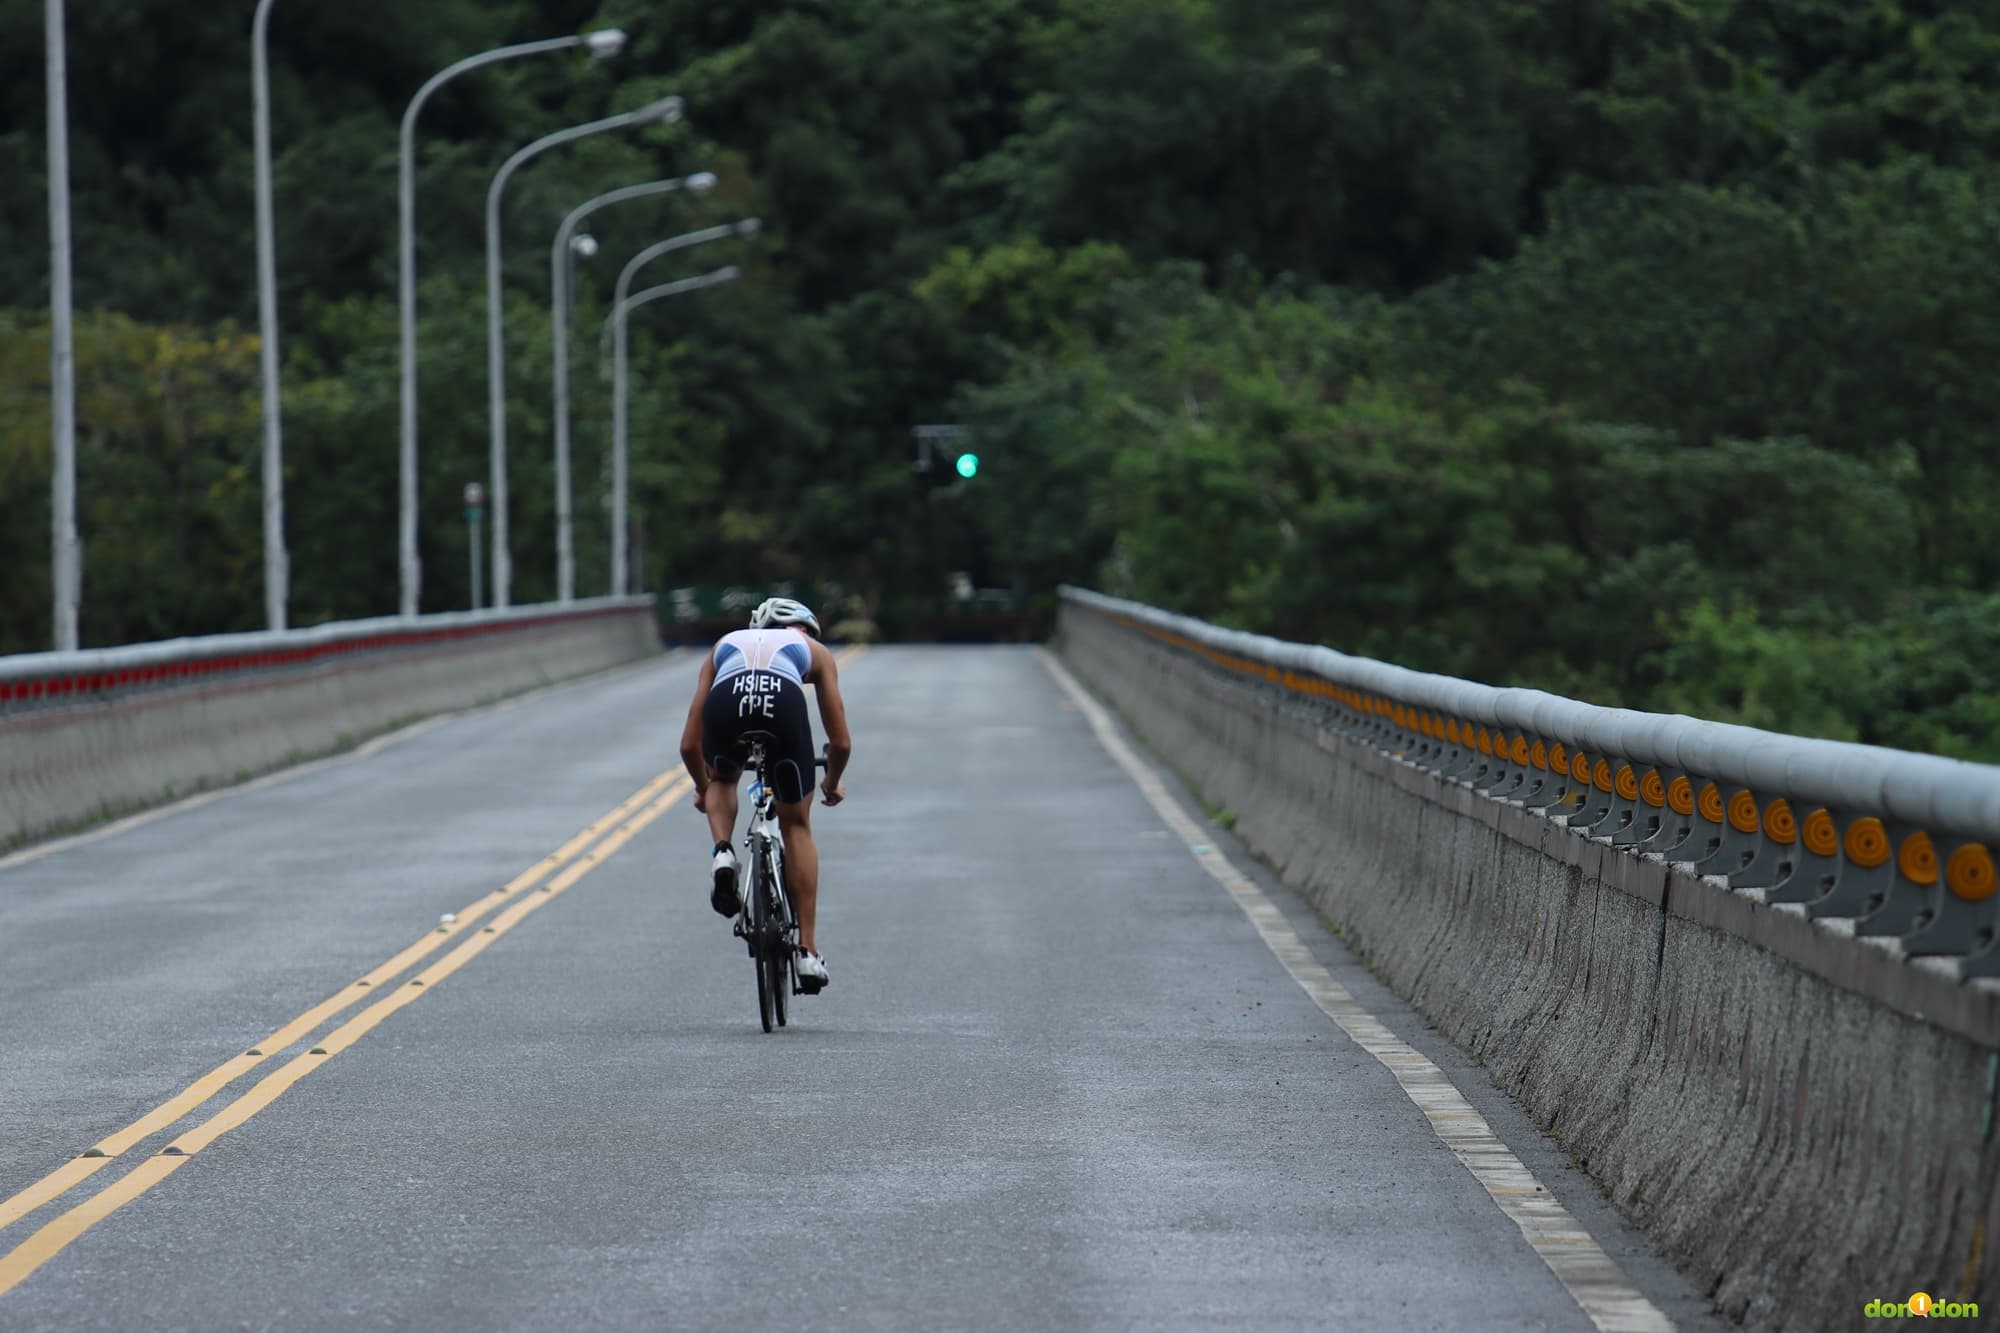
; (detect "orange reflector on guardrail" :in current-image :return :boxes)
[1946,845,1996,902]
[1898,832,1939,885]
[1668,776,1695,817]
[1846,817,1891,869]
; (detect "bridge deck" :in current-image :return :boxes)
[0,647,1720,1329]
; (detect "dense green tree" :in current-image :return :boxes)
[2,0,1996,757]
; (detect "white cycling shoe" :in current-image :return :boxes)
[796,951,829,993]
[709,846,741,917]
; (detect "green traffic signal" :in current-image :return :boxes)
[955,452,980,479]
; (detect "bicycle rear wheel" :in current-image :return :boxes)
[750,848,776,1033]
[766,845,790,1028]
[768,943,789,1028]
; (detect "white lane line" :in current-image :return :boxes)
[0,652,684,874]
[1041,649,1674,1333]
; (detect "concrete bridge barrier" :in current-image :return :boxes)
[0,598,659,849]
[1059,588,1998,1332]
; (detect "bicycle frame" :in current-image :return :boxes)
[743,741,791,913]
[736,738,798,1028]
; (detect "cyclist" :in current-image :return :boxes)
[678,596,850,991]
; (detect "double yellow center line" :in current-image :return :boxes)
[0,767,695,1294]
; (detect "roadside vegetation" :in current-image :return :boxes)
[3,1,1995,756]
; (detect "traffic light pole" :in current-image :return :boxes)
[464,482,486,610]
[911,422,961,475]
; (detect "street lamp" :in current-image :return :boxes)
[603,265,742,596]
[484,96,683,609]
[251,0,291,631]
[547,171,717,602]
[595,221,756,592]
[599,219,760,366]
[396,27,626,619]
[45,0,78,651]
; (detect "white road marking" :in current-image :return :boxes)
[1041,649,1674,1333]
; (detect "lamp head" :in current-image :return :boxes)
[582,28,627,59]
[639,96,683,126]
[686,171,719,193]
[735,217,762,236]
[571,234,599,258]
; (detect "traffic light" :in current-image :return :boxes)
[954,452,980,479]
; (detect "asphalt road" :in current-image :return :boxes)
[0,646,1726,1330]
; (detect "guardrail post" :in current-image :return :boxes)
[1452,722,1485,781]
[1804,813,1897,921]
[1762,805,1844,906]
[1514,738,1555,805]
[1948,854,2000,975]
[1472,729,1515,794]
[1414,713,1452,774]
[1663,779,1728,867]
[1441,720,1483,783]
[1561,755,1617,831]
[1690,786,1762,876]
[1645,770,1698,852]
[1609,767,1661,846]
[1496,735,1538,799]
[1593,762,1642,843]
[1728,797,1797,889]
[1525,742,1575,811]
[1898,838,1997,959]
[1851,823,1936,937]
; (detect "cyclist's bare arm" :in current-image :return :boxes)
[804,638,851,801]
[678,652,719,800]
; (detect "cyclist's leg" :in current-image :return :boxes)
[760,676,823,953]
[703,767,741,846]
[774,798,818,953]
[698,684,747,847]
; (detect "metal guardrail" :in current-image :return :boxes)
[0,597,656,717]
[1064,587,2000,976]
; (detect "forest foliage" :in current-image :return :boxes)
[1,0,1997,758]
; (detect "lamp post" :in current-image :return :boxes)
[45,0,77,651]
[547,171,716,602]
[605,265,741,596]
[396,27,626,619]
[251,0,290,630]
[484,96,683,609]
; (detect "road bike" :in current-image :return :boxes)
[733,738,826,1032]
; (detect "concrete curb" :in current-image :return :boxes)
[1,602,659,849]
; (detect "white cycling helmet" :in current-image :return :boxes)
[749,596,821,638]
